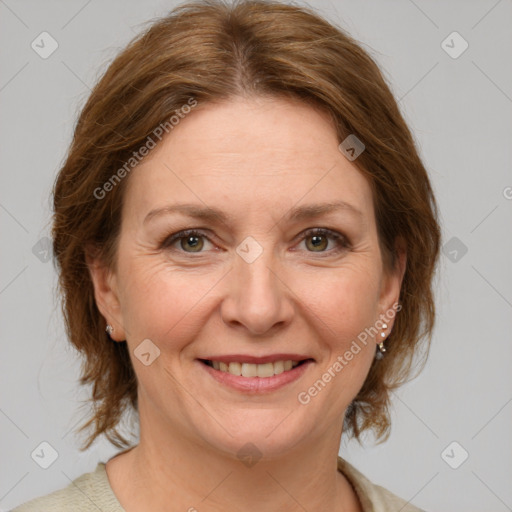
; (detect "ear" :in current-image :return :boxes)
[377,236,407,326]
[85,244,126,342]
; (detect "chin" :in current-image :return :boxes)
[192,409,315,463]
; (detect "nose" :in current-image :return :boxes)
[220,246,294,336]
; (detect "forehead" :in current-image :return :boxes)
[123,96,374,224]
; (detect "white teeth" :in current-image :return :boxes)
[273,361,284,375]
[241,363,258,377]
[228,362,242,376]
[257,363,274,378]
[211,360,302,377]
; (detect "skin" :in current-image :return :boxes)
[88,95,406,512]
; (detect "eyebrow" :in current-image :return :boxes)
[143,200,363,225]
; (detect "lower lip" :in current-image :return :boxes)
[198,360,313,393]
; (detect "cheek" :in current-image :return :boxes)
[294,266,380,398]
[295,263,381,344]
[118,256,221,344]
[117,243,382,354]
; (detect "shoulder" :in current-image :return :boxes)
[337,456,427,512]
[10,462,124,512]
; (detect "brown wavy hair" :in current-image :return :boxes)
[51,0,441,451]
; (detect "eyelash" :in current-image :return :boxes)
[160,228,350,256]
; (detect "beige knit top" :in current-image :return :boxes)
[12,456,425,511]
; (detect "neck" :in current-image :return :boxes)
[106,410,362,512]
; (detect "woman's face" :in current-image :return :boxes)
[90,96,404,459]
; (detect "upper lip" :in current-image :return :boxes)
[199,354,314,364]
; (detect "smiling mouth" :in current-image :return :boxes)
[199,359,313,378]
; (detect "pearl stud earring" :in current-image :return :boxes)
[376,323,388,359]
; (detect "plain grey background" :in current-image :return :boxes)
[1,0,511,510]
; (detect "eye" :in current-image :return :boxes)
[160,227,350,255]
[298,228,350,254]
[161,229,214,253]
